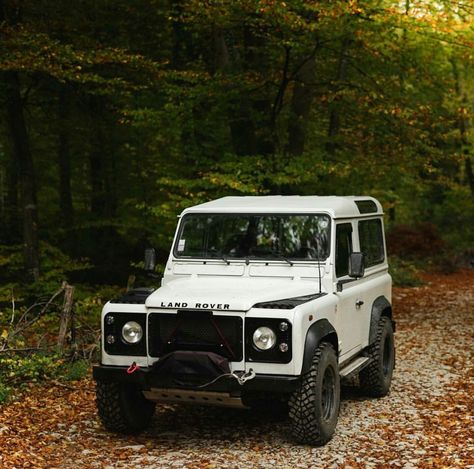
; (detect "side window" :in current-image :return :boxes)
[335,223,353,278]
[358,219,385,267]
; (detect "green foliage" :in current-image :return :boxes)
[0,353,62,385]
[389,256,424,288]
[0,243,91,303]
[60,359,90,382]
[0,354,90,403]
[0,380,12,404]
[0,0,473,280]
[429,185,474,250]
[73,284,124,327]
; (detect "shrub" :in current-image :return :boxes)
[0,381,12,404]
[389,256,424,287]
[0,353,90,404]
[62,359,89,381]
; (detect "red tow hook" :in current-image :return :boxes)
[127,362,140,374]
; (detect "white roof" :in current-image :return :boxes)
[181,196,383,219]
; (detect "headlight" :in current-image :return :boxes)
[252,326,276,351]
[122,321,143,344]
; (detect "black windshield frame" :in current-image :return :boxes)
[173,212,331,262]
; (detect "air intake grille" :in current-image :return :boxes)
[253,293,326,309]
[148,311,243,361]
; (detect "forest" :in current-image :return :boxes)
[0,1,473,396]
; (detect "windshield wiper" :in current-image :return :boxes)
[269,253,294,266]
[221,254,231,265]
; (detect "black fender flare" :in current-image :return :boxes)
[369,296,393,344]
[301,319,338,374]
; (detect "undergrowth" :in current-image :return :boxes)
[0,354,90,403]
[389,256,424,287]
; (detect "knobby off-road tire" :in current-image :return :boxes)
[288,342,340,446]
[96,381,156,434]
[359,316,395,397]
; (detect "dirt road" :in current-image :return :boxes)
[1,270,473,468]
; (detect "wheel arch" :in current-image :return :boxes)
[369,295,394,344]
[301,319,338,374]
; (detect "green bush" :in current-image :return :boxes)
[0,380,12,404]
[389,256,424,287]
[0,353,90,404]
[62,359,89,381]
[0,353,62,385]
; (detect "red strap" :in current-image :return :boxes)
[127,362,140,374]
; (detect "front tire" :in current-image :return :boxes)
[289,342,340,446]
[96,381,156,434]
[359,316,395,397]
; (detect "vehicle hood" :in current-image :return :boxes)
[146,276,321,312]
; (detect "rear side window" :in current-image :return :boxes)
[335,223,353,278]
[355,200,378,214]
[358,219,385,267]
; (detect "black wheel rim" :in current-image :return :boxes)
[382,335,392,376]
[321,366,336,421]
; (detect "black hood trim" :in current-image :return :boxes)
[253,292,327,309]
[110,287,155,304]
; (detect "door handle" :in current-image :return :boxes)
[355,300,364,308]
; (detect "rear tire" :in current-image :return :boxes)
[96,381,156,434]
[359,316,395,397]
[289,342,340,446]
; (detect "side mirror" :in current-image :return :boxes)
[144,248,156,272]
[349,252,365,278]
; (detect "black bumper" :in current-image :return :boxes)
[92,364,300,394]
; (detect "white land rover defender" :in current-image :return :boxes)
[93,196,395,445]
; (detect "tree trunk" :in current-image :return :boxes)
[1,153,20,242]
[326,37,351,156]
[170,0,189,69]
[88,96,117,218]
[58,283,75,349]
[4,71,40,281]
[287,56,317,157]
[212,27,258,156]
[465,156,474,197]
[58,87,74,225]
[89,97,106,218]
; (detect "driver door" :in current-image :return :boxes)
[334,222,364,359]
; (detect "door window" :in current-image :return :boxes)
[335,223,353,278]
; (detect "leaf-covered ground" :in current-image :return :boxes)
[0,270,473,468]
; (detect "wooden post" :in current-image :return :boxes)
[58,283,75,349]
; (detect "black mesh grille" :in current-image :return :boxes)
[148,311,243,361]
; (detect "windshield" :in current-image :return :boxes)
[174,213,331,261]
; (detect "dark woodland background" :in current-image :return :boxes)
[0,0,473,296]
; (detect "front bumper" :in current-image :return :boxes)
[92,364,300,394]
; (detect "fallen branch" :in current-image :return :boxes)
[14,284,66,336]
[1,283,68,352]
[51,380,95,393]
[0,347,42,354]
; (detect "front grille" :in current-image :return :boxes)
[148,311,243,361]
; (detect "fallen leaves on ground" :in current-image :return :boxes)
[0,270,473,468]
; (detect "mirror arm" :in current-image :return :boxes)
[336,278,358,292]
